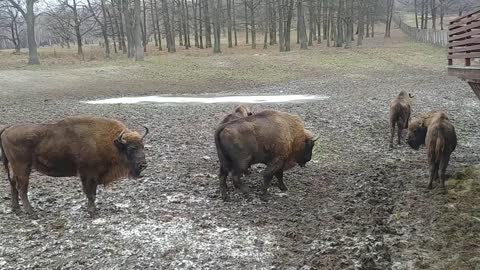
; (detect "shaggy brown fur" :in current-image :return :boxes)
[0,116,148,218]
[406,112,457,192]
[218,105,253,125]
[215,110,317,201]
[389,91,413,147]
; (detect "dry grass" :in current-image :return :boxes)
[0,27,447,98]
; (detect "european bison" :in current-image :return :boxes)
[0,116,148,218]
[389,91,413,147]
[218,105,253,125]
[214,109,317,201]
[406,112,457,192]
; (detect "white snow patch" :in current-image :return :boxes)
[115,218,275,267]
[83,95,329,105]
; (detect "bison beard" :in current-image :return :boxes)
[389,90,413,148]
[0,116,148,218]
[406,112,457,192]
[215,110,317,201]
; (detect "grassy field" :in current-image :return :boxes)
[0,28,447,98]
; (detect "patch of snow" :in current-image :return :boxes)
[83,95,329,105]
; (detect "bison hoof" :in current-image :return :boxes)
[279,185,288,192]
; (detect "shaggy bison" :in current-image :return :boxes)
[218,105,253,125]
[0,116,148,218]
[389,91,413,147]
[406,112,457,192]
[215,110,317,201]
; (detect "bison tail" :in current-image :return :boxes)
[434,136,445,163]
[0,127,11,183]
[214,126,231,171]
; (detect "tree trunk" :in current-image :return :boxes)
[414,0,419,29]
[263,0,268,49]
[106,6,118,53]
[344,0,353,48]
[154,0,163,50]
[213,0,221,53]
[298,0,308,49]
[162,0,175,52]
[227,0,233,47]
[307,0,315,46]
[150,0,158,47]
[244,0,249,44]
[199,0,204,48]
[322,0,328,40]
[316,0,322,43]
[336,0,344,47]
[204,0,212,48]
[112,0,124,51]
[233,0,238,46]
[193,0,200,47]
[357,0,364,46]
[184,0,191,48]
[122,0,134,57]
[431,0,436,30]
[439,0,444,30]
[424,0,429,29]
[250,0,256,49]
[278,0,285,51]
[25,0,40,64]
[385,0,394,37]
[134,0,144,60]
[284,0,294,51]
[118,0,127,53]
[100,0,111,58]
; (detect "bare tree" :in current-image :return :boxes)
[0,5,22,53]
[212,0,221,53]
[134,0,143,60]
[227,0,232,47]
[86,0,111,58]
[298,0,307,49]
[385,0,394,37]
[344,0,353,48]
[336,0,344,47]
[162,0,175,52]
[6,0,40,64]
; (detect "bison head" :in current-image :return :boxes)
[406,119,427,150]
[115,127,149,178]
[297,132,318,167]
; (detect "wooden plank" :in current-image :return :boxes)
[448,67,480,80]
[449,15,480,30]
[449,37,480,47]
[447,52,480,59]
[448,45,480,53]
[449,21,480,36]
[450,10,480,24]
[448,30,480,42]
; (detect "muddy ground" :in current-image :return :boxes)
[0,31,479,269]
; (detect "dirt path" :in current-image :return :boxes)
[0,29,479,269]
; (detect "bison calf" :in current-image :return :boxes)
[0,116,148,218]
[215,110,317,201]
[219,105,253,125]
[389,91,413,147]
[406,112,457,192]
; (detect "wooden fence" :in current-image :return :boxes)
[447,9,480,99]
[394,16,448,47]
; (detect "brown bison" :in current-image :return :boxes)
[0,116,148,218]
[214,109,317,201]
[406,112,457,192]
[389,91,413,147]
[218,105,253,125]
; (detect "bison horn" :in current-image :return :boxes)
[117,130,127,144]
[408,93,415,98]
[142,126,149,139]
[313,136,320,142]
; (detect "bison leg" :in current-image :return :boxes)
[8,176,20,214]
[81,177,98,217]
[390,123,395,148]
[275,171,288,191]
[439,156,450,193]
[261,160,284,201]
[428,162,439,190]
[397,121,403,145]
[16,175,35,218]
[232,171,250,199]
[219,167,229,201]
